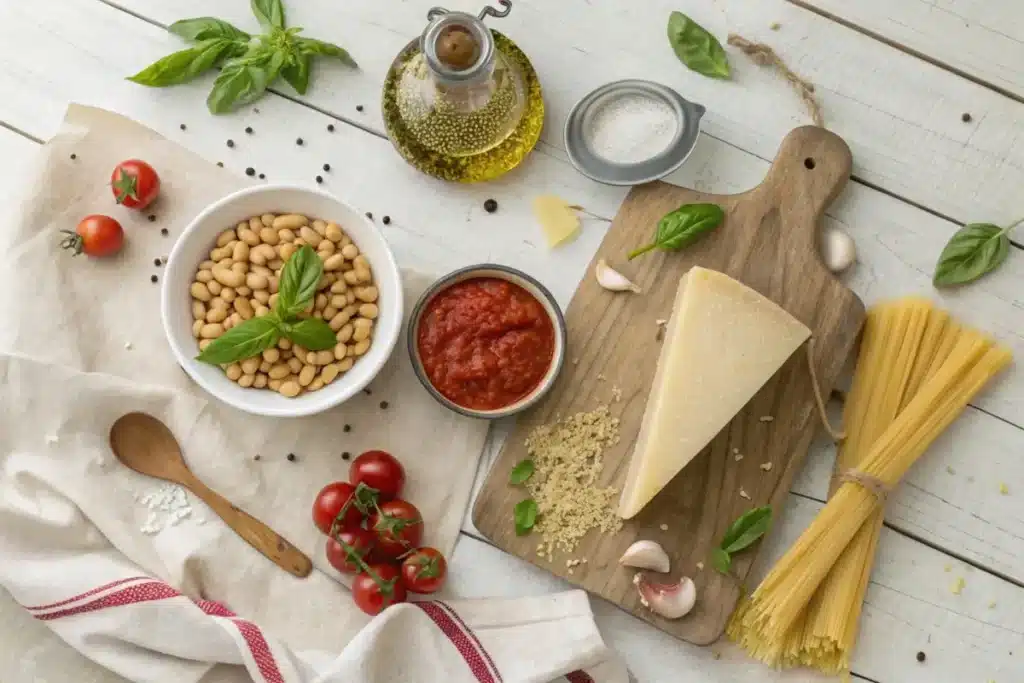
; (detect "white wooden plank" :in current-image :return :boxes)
[451,499,1024,683]
[796,0,1024,99]
[111,0,1024,227]
[1,0,1022,600]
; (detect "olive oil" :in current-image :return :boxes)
[382,7,544,183]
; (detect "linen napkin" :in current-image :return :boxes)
[0,105,627,683]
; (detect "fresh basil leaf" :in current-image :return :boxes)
[206,46,283,114]
[509,459,535,485]
[514,498,538,536]
[719,506,772,555]
[128,39,234,87]
[276,245,323,318]
[250,0,285,32]
[299,37,358,68]
[169,17,250,42]
[196,315,281,365]
[933,223,1011,287]
[281,52,312,95]
[282,318,337,351]
[628,203,724,260]
[710,547,732,574]
[667,11,730,79]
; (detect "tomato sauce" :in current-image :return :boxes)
[417,277,555,411]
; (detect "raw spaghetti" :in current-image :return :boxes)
[728,298,1011,674]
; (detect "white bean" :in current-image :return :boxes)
[298,365,316,387]
[272,214,308,230]
[241,357,261,375]
[207,280,223,296]
[323,254,345,271]
[196,269,214,283]
[325,223,343,243]
[234,297,254,320]
[216,229,236,247]
[238,374,255,388]
[259,227,280,245]
[213,267,245,288]
[358,303,379,319]
[268,364,291,380]
[341,243,359,260]
[206,307,227,324]
[190,282,213,302]
[278,381,301,398]
[200,323,224,339]
[352,339,371,356]
[321,364,340,384]
[226,364,243,381]
[192,301,206,320]
[261,213,277,227]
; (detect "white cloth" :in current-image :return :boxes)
[0,105,628,683]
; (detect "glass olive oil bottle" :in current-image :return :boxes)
[382,1,544,183]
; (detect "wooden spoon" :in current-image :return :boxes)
[110,412,313,578]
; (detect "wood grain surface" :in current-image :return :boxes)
[473,127,866,645]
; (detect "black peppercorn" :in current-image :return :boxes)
[245,167,255,176]
[153,258,162,267]
[961,112,972,123]
[245,126,253,134]
[226,139,234,148]
[287,453,296,462]
[160,228,169,236]
[179,123,186,131]
[916,652,926,662]
[216,161,224,167]
[70,153,77,160]
[296,137,304,146]
[365,212,373,220]
[253,108,260,114]
[150,274,158,283]
[323,163,331,172]
[356,105,364,112]
[343,424,351,433]
[258,173,265,180]
[341,451,351,460]
[484,198,498,213]
[382,215,391,225]
[379,400,389,410]
[363,388,372,395]
[327,124,335,132]
[254,454,261,461]
[315,175,323,184]
[148,214,157,222]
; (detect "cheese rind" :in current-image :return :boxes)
[617,267,811,519]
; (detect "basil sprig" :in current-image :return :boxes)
[667,11,730,79]
[196,245,336,366]
[129,0,357,114]
[514,499,539,536]
[711,506,772,574]
[509,459,535,485]
[628,203,724,260]
[933,218,1021,287]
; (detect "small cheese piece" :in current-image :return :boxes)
[618,267,810,519]
[533,195,580,248]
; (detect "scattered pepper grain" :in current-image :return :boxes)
[524,406,623,561]
[246,167,256,177]
[323,163,331,172]
[341,451,351,460]
[916,651,926,662]
[148,214,157,222]
[259,173,266,180]
[179,123,187,131]
[287,453,297,462]
[153,258,162,267]
[484,198,498,213]
[216,161,224,167]
[70,153,77,160]
[343,424,351,433]
[160,228,169,236]
[245,126,253,134]
[296,137,304,146]
[327,123,335,132]
[382,215,392,225]
[150,274,158,283]
[316,175,324,184]
[254,454,261,461]
[226,139,235,148]
[356,105,364,112]
[365,212,373,220]
[379,401,389,410]
[961,112,972,123]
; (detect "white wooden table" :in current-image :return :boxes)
[0,1,1021,681]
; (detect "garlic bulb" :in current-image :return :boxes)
[633,573,697,620]
[821,226,856,273]
[619,540,671,572]
[595,259,641,293]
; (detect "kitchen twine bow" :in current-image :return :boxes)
[838,469,891,505]
[805,338,846,441]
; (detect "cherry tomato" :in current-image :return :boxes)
[325,527,376,574]
[349,450,405,501]
[61,215,124,257]
[371,499,423,559]
[352,563,407,616]
[111,159,160,209]
[401,547,448,594]
[312,481,363,535]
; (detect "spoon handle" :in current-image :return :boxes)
[189,480,313,579]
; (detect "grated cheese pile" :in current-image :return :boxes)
[136,483,195,534]
[524,405,623,561]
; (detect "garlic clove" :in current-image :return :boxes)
[595,259,642,293]
[633,573,697,620]
[619,539,671,572]
[821,226,856,273]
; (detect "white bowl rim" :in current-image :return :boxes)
[161,183,403,418]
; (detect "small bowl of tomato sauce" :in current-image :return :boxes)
[409,265,567,418]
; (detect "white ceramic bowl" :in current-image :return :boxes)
[162,184,403,418]
[407,264,567,419]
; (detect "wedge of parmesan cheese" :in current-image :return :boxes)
[533,195,581,247]
[618,267,810,519]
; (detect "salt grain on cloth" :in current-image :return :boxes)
[585,94,678,164]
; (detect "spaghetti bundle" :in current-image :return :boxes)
[728,298,1011,673]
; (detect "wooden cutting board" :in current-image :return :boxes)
[473,127,865,645]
